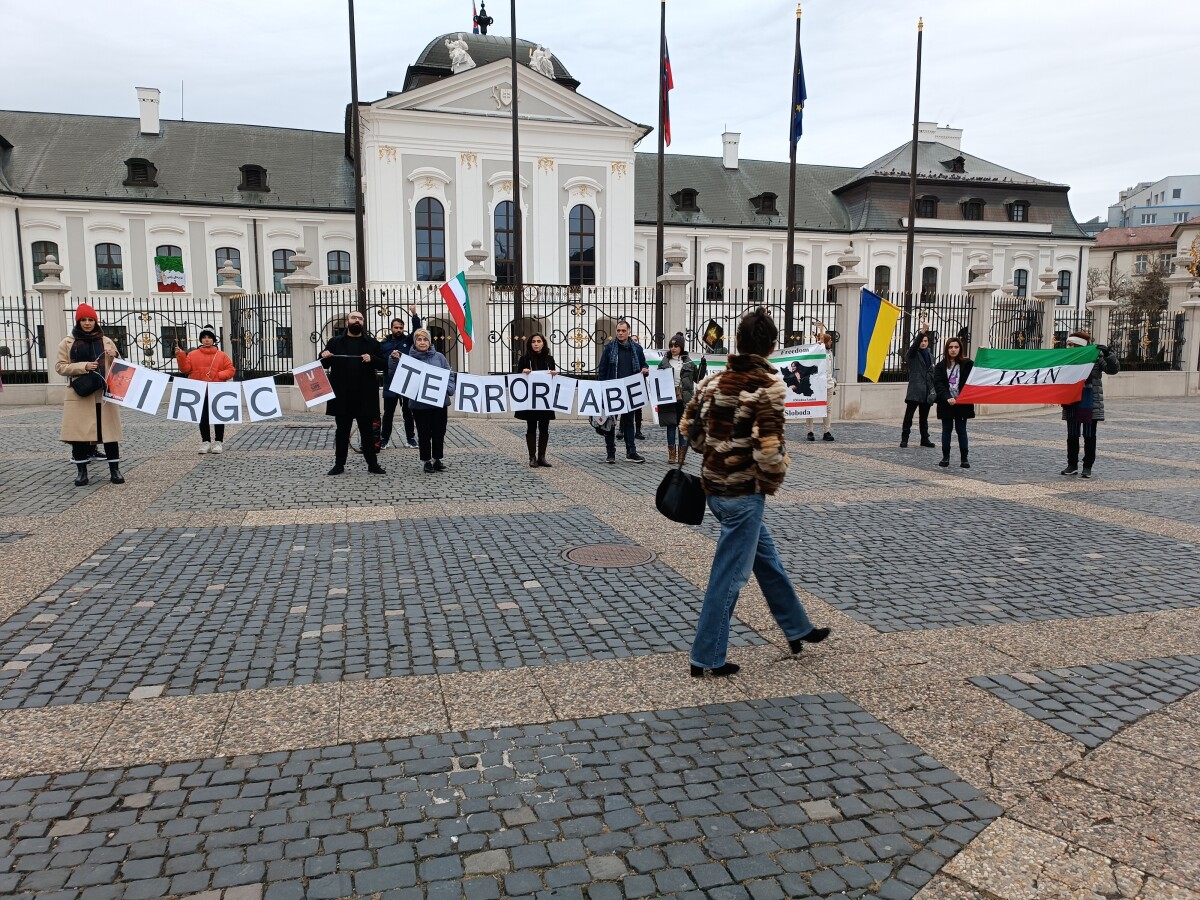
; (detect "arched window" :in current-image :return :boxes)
[415,198,446,282]
[272,249,295,293]
[790,264,805,295]
[1013,268,1029,298]
[494,201,515,287]
[95,243,123,291]
[568,204,595,286]
[706,262,725,300]
[747,263,765,301]
[634,261,641,286]
[921,267,938,300]
[874,265,891,297]
[327,250,351,285]
[31,241,58,284]
[155,244,182,259]
[1057,270,1072,306]
[215,247,242,287]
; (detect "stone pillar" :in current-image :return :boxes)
[1032,267,1060,348]
[213,262,242,350]
[1183,282,1200,394]
[828,246,869,419]
[34,255,72,385]
[657,243,693,347]
[1166,256,1194,314]
[463,240,494,377]
[281,249,321,367]
[962,254,999,354]
[1085,284,1116,348]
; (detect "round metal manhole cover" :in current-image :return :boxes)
[563,543,656,568]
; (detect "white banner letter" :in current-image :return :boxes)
[168,378,208,423]
[208,382,243,425]
[244,377,283,421]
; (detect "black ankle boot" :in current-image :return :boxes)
[938,454,950,468]
[108,462,124,485]
[900,433,909,448]
[788,627,831,654]
[74,463,89,487]
[689,662,740,679]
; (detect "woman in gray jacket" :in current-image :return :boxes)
[657,332,699,464]
[1061,330,1120,479]
[900,320,937,448]
[407,329,456,474]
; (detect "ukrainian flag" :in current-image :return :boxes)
[857,289,901,382]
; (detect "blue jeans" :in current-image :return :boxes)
[604,413,637,457]
[690,493,815,669]
[941,416,969,457]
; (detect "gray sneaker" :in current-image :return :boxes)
[626,452,645,464]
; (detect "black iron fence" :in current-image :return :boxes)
[989,297,1044,351]
[1051,309,1095,349]
[65,295,223,373]
[229,293,293,381]
[489,285,660,376]
[1108,309,1184,372]
[0,294,48,384]
[876,294,975,382]
[687,288,840,356]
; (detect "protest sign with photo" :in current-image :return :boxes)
[772,344,829,420]
[293,361,335,408]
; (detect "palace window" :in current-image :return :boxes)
[961,199,984,221]
[568,204,595,286]
[31,240,58,284]
[790,264,805,295]
[706,262,725,300]
[1057,270,1072,305]
[750,193,779,216]
[328,250,352,285]
[1013,268,1029,297]
[272,249,295,293]
[1007,201,1029,222]
[155,244,182,259]
[95,243,124,291]
[215,247,242,287]
[671,189,699,212]
[921,266,938,300]
[874,265,891,297]
[494,200,515,287]
[123,158,157,187]
[238,164,268,192]
[916,196,938,218]
[747,263,765,300]
[415,198,447,282]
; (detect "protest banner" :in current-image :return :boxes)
[389,354,451,407]
[507,373,535,413]
[293,361,335,408]
[104,360,136,406]
[167,378,208,423]
[545,374,576,414]
[208,382,244,425]
[772,344,828,420]
[455,374,508,414]
[243,377,283,421]
[646,369,676,426]
[601,373,649,417]
[123,365,171,416]
[576,381,607,417]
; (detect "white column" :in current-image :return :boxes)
[34,255,72,385]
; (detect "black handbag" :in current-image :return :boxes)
[70,344,107,397]
[656,463,706,525]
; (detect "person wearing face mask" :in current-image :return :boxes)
[380,304,422,450]
[900,320,937,448]
[320,310,386,476]
[933,337,975,469]
[56,303,125,486]
[175,329,236,454]
[407,329,457,474]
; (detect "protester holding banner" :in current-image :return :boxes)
[900,321,937,448]
[515,333,558,468]
[55,303,125,486]
[933,337,975,469]
[175,330,236,454]
[656,332,698,464]
[681,307,830,679]
[1061,330,1120,479]
[381,306,422,450]
[597,320,648,464]
[630,333,647,440]
[408,328,456,474]
[320,310,386,476]
[804,327,837,442]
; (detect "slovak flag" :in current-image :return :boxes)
[472,2,480,33]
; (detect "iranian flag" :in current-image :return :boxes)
[154,255,186,292]
[439,271,473,352]
[956,346,1099,405]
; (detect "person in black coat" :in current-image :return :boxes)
[380,305,422,449]
[900,320,937,448]
[1060,330,1120,479]
[320,309,386,476]
[515,332,558,467]
[932,337,974,469]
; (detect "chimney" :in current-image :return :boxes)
[136,87,161,136]
[916,121,962,151]
[722,131,740,170]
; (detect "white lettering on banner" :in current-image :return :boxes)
[417,368,450,407]
[548,375,576,414]
[244,377,283,422]
[389,355,425,400]
[576,382,606,417]
[168,378,208,423]
[455,374,508,414]
[507,374,534,412]
[125,365,170,415]
[648,370,675,407]
[208,383,243,424]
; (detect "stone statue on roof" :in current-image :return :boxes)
[446,34,476,74]
[529,45,555,79]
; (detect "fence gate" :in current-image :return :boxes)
[228,293,294,379]
[989,298,1044,349]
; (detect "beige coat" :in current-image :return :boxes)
[55,336,123,443]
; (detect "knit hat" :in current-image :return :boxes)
[668,332,685,349]
[199,328,218,343]
[75,303,98,323]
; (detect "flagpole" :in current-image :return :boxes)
[510,0,525,350]
[654,0,666,348]
[902,17,924,351]
[784,3,801,344]
[348,0,367,314]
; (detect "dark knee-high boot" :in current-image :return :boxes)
[74,463,89,487]
[109,462,124,484]
[537,430,551,467]
[526,432,537,467]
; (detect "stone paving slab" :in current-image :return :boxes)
[0,695,1001,900]
[0,532,26,546]
[145,451,565,512]
[0,457,149,518]
[2,423,193,456]
[691,496,1200,631]
[1069,486,1200,527]
[0,508,763,707]
[970,656,1200,748]
[226,420,491,453]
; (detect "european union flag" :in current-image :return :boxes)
[789,44,807,144]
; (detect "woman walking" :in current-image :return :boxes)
[515,332,558,467]
[681,307,830,679]
[657,332,698,463]
[1061,330,1120,479]
[55,303,125,486]
[900,320,937,448]
[933,337,974,469]
[407,329,456,474]
[805,327,836,442]
[175,329,236,453]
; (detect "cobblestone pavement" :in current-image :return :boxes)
[0,398,1199,898]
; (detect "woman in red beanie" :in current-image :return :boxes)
[55,303,124,486]
[176,329,236,453]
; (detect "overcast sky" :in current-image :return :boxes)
[5,0,1197,222]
